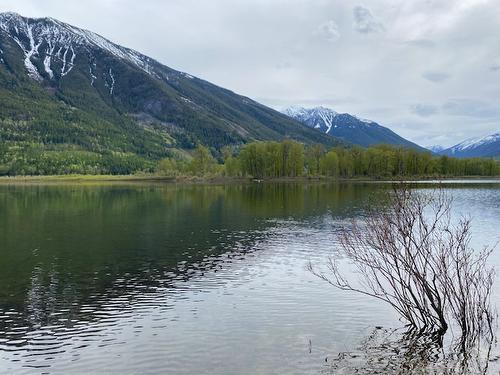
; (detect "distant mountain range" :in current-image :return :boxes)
[0,12,336,162]
[427,145,446,154]
[437,132,500,158]
[282,106,424,150]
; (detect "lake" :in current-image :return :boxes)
[0,182,499,374]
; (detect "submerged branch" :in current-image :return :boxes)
[311,183,497,351]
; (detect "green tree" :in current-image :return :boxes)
[320,150,340,177]
[157,158,179,176]
[189,144,217,176]
[305,144,325,176]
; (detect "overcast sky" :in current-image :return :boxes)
[3,0,500,147]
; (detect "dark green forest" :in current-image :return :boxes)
[0,68,175,175]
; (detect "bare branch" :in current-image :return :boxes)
[310,183,496,350]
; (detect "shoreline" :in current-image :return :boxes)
[0,174,499,185]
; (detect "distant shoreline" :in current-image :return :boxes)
[0,174,499,185]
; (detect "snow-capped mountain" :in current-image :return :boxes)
[283,106,341,134]
[283,106,424,149]
[0,12,156,84]
[441,132,500,158]
[0,12,335,153]
[426,145,445,154]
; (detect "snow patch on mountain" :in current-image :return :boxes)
[60,45,76,77]
[447,132,500,154]
[3,18,43,80]
[353,115,374,124]
[43,41,56,78]
[109,68,115,95]
[282,106,378,134]
[283,106,340,134]
[283,105,424,150]
[89,61,97,86]
[282,105,314,119]
[0,12,155,81]
[283,105,376,130]
[427,145,445,154]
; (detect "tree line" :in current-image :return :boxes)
[2,138,499,177]
[158,141,500,179]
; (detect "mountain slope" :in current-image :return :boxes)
[440,132,500,158]
[283,106,424,150]
[0,12,337,174]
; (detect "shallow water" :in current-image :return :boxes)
[0,182,499,374]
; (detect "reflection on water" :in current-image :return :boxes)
[0,182,499,374]
[324,327,498,375]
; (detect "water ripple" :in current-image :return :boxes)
[0,183,499,374]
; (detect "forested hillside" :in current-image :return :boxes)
[0,12,337,175]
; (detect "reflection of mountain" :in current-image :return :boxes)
[0,183,378,348]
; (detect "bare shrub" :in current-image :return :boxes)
[310,183,496,350]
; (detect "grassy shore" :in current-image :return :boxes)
[0,174,256,185]
[0,174,499,185]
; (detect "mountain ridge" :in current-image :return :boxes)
[282,106,424,150]
[0,12,157,81]
[439,131,500,158]
[0,12,338,175]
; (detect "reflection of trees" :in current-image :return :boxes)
[26,265,59,328]
[324,327,495,375]
[0,183,380,344]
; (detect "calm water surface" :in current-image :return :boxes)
[0,182,499,374]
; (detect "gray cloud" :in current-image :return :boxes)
[314,20,340,42]
[442,99,500,119]
[411,104,439,117]
[422,71,450,83]
[353,6,384,34]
